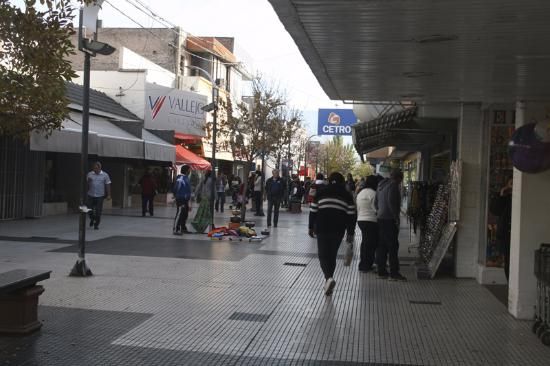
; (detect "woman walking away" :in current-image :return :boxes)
[309,172,356,296]
[356,175,379,272]
[191,171,213,233]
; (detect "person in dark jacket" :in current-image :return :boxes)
[172,165,192,235]
[139,170,157,217]
[490,178,513,280]
[265,169,286,228]
[375,169,406,281]
[309,172,357,296]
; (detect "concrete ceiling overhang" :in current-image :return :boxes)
[269,0,550,104]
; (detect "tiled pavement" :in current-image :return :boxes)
[1,205,550,365]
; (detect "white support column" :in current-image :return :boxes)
[455,103,483,277]
[509,101,550,319]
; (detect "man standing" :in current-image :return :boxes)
[87,162,111,230]
[139,170,157,217]
[309,172,356,296]
[265,169,286,228]
[375,169,406,281]
[215,171,227,213]
[173,165,192,235]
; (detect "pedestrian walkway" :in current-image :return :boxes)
[1,205,549,365]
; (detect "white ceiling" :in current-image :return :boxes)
[269,0,550,104]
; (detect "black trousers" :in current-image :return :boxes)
[254,191,262,213]
[317,229,346,280]
[267,197,281,227]
[173,199,189,232]
[358,221,378,271]
[87,196,104,227]
[376,219,400,276]
[142,194,154,216]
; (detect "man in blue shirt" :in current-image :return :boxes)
[87,162,111,230]
[173,165,192,235]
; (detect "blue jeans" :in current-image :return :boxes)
[267,197,281,227]
[215,192,225,212]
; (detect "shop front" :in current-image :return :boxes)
[482,107,516,280]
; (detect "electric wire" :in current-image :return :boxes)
[107,0,242,66]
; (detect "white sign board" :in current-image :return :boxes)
[144,83,207,137]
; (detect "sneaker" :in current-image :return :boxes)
[182,227,191,234]
[377,273,389,280]
[389,274,407,282]
[173,230,182,236]
[93,225,99,230]
[344,243,353,266]
[324,278,336,296]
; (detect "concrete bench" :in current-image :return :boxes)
[0,269,51,335]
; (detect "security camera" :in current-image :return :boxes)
[201,102,217,112]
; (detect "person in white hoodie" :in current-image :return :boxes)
[355,175,379,272]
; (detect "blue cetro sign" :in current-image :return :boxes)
[317,109,357,136]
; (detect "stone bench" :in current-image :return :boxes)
[0,269,51,335]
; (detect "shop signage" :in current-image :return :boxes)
[317,109,357,136]
[144,83,207,137]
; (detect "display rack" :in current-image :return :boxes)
[486,110,515,267]
[418,183,451,265]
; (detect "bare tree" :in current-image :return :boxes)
[218,76,286,220]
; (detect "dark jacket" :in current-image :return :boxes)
[266,176,286,200]
[490,193,512,244]
[375,178,401,221]
[173,174,191,201]
[309,183,356,235]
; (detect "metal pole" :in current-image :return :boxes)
[259,113,265,216]
[210,86,217,230]
[286,136,291,207]
[184,65,217,231]
[70,15,92,276]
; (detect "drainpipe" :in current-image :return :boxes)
[175,27,184,89]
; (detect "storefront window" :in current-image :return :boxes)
[44,154,64,203]
[486,110,514,267]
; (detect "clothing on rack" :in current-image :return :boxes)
[406,181,440,234]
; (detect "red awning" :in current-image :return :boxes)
[175,145,211,171]
[175,132,202,141]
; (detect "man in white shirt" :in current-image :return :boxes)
[87,162,111,230]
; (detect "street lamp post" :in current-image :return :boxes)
[70,4,115,277]
[186,65,218,231]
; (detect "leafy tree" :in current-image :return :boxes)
[319,136,357,176]
[352,161,375,179]
[0,0,78,138]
